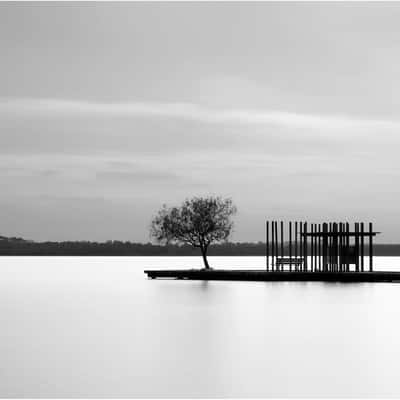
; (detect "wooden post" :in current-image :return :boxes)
[299,222,303,271]
[335,222,339,272]
[318,223,321,272]
[369,222,373,272]
[328,223,331,271]
[313,223,317,272]
[332,223,335,271]
[322,223,327,271]
[266,221,269,271]
[346,222,350,272]
[332,223,335,272]
[361,222,364,272]
[275,221,279,271]
[313,223,316,272]
[355,223,359,272]
[304,222,308,272]
[295,221,298,271]
[310,224,313,272]
[339,222,343,272]
[280,221,284,271]
[289,221,292,272]
[272,221,275,271]
[313,224,316,272]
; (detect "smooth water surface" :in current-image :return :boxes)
[0,256,400,397]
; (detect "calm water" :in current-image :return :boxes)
[1,256,400,397]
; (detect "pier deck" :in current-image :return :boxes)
[144,269,400,283]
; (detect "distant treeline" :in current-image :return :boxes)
[1,236,400,256]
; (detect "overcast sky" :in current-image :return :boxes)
[1,2,400,242]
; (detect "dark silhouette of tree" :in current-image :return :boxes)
[150,196,237,269]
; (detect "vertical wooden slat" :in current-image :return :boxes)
[310,224,313,272]
[332,223,335,272]
[335,223,339,271]
[271,221,275,271]
[318,223,321,272]
[328,223,331,271]
[313,223,316,272]
[275,221,279,271]
[355,223,359,272]
[295,221,298,271]
[304,222,308,272]
[322,222,327,271]
[266,221,269,271]
[289,221,292,272]
[369,222,373,272]
[299,222,303,271]
[313,224,316,272]
[361,222,364,272]
[280,221,284,271]
[346,222,350,272]
[339,222,343,272]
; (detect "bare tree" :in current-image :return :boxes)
[150,196,237,269]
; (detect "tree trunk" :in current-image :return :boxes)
[200,246,211,269]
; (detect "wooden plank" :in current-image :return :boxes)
[145,269,400,283]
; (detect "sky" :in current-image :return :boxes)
[1,2,400,243]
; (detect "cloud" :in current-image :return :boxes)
[95,170,180,183]
[2,97,400,134]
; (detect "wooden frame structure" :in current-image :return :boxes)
[265,221,380,272]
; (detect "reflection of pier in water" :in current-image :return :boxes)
[266,221,380,272]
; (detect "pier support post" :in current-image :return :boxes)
[346,222,350,272]
[280,221,284,271]
[322,223,328,271]
[289,221,292,271]
[318,223,321,272]
[271,221,275,271]
[275,221,278,271]
[361,222,364,272]
[369,222,373,272]
[355,223,360,272]
[303,222,308,272]
[295,221,298,271]
[299,222,303,271]
[266,221,269,271]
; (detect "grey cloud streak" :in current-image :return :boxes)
[2,98,400,132]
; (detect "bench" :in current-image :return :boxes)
[275,257,304,266]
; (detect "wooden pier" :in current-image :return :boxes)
[144,220,396,283]
[144,269,400,283]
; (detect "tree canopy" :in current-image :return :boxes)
[150,196,237,269]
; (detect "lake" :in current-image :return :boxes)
[1,256,400,397]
